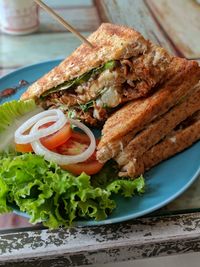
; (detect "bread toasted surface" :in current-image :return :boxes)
[21,23,149,100]
[116,83,200,167]
[121,111,200,177]
[97,57,200,163]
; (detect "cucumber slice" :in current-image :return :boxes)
[0,100,41,152]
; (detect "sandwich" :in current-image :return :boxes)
[21,23,172,126]
[116,83,200,167]
[97,57,200,162]
[2,23,200,229]
[96,58,200,177]
[121,110,200,177]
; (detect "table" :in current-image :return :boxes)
[0,0,200,266]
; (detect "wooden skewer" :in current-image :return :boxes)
[34,0,94,48]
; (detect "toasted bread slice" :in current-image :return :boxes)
[97,57,200,163]
[21,23,149,100]
[116,83,200,166]
[120,111,200,177]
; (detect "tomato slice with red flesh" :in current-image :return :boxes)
[61,160,103,176]
[15,122,72,152]
[40,123,72,150]
[56,139,88,155]
[71,131,100,146]
[15,123,103,175]
[71,131,90,144]
[56,132,104,175]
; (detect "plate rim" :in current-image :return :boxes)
[0,58,62,81]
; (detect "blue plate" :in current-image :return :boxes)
[1,60,200,226]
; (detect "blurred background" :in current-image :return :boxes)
[1,0,200,78]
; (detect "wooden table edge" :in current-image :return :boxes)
[1,212,200,266]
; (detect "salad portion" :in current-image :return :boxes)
[0,100,145,228]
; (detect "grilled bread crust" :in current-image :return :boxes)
[116,83,200,167]
[97,58,200,163]
[21,23,150,100]
[120,111,200,177]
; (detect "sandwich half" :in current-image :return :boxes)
[117,85,200,177]
[21,23,172,126]
[97,57,200,163]
[121,110,200,178]
[116,82,200,167]
[97,57,200,177]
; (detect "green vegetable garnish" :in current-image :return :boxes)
[41,60,117,98]
[104,60,117,70]
[79,100,94,112]
[0,100,39,152]
[0,153,145,228]
[0,99,36,133]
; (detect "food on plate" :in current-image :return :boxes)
[0,153,145,228]
[124,111,200,177]
[21,23,172,126]
[116,84,200,167]
[20,20,200,177]
[20,23,200,179]
[97,58,200,176]
[1,22,200,228]
[14,109,99,170]
[97,57,200,162]
[0,101,145,228]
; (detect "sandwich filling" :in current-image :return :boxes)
[40,45,170,126]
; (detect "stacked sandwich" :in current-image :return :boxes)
[22,23,200,178]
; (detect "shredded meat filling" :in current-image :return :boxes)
[43,58,143,109]
[43,50,168,124]
[73,105,108,126]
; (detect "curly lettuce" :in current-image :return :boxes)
[0,153,145,228]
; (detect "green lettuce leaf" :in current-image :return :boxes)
[79,100,94,112]
[0,153,145,228]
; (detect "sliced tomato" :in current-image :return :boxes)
[15,123,72,152]
[40,123,72,150]
[61,160,103,175]
[56,133,103,175]
[56,139,88,155]
[15,143,33,153]
[71,131,100,145]
[15,122,103,175]
[71,131,90,144]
